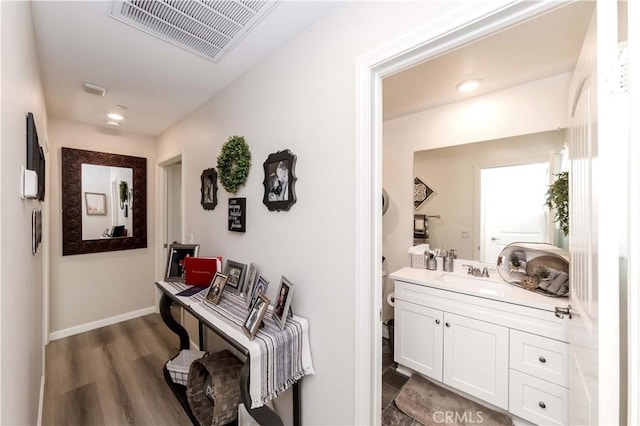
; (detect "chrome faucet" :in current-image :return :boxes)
[460,264,491,278]
[462,264,483,277]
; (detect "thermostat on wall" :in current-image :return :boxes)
[21,166,38,199]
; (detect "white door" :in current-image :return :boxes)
[395,300,443,381]
[442,312,509,410]
[567,3,622,424]
[165,162,182,247]
[480,163,548,263]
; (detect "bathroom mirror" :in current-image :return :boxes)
[413,130,566,262]
[62,147,147,255]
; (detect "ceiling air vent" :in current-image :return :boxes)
[110,0,280,63]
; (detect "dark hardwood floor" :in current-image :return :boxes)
[381,337,419,426]
[42,313,191,426]
[44,315,413,425]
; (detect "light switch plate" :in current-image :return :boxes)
[21,167,38,199]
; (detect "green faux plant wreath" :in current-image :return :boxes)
[217,135,251,193]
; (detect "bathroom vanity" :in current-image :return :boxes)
[391,263,571,426]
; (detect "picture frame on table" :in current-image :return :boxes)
[273,276,295,330]
[164,243,200,282]
[243,293,270,340]
[223,260,247,294]
[205,272,228,305]
[249,276,269,309]
[242,263,258,308]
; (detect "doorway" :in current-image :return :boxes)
[357,2,611,425]
[479,162,548,263]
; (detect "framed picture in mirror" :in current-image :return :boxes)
[85,192,107,215]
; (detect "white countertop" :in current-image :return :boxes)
[389,262,568,312]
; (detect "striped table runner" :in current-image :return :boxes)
[157,281,315,408]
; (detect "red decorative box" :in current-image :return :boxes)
[184,256,222,286]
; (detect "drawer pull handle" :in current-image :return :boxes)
[435,319,441,325]
[539,402,546,409]
[539,356,546,363]
[445,322,451,327]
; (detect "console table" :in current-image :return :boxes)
[155,281,313,426]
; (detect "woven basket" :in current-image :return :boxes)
[187,350,243,426]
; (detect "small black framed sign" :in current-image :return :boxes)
[201,168,218,210]
[228,197,246,232]
[263,149,297,212]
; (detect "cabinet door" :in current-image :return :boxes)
[443,312,509,409]
[395,300,443,381]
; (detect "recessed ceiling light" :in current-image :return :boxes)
[456,79,481,92]
[115,104,128,111]
[107,113,124,121]
[106,121,120,127]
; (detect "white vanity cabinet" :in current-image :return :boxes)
[392,267,571,425]
[395,300,443,380]
[395,299,509,409]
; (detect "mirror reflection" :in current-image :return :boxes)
[81,164,133,240]
[413,130,567,262]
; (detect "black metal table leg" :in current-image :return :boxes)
[293,381,301,426]
[240,360,284,426]
[159,293,190,350]
[199,321,205,350]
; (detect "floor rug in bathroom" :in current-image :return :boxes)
[394,374,512,426]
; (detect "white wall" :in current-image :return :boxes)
[48,118,157,334]
[155,2,473,423]
[81,164,112,239]
[383,73,571,301]
[0,2,48,424]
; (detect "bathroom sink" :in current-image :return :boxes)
[435,273,512,296]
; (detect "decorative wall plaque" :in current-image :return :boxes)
[228,197,246,232]
[414,177,435,209]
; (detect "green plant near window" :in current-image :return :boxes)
[546,171,569,236]
[119,181,128,209]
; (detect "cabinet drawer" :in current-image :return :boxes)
[509,370,568,426]
[510,329,569,387]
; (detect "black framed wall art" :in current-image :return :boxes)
[228,197,246,232]
[263,149,297,212]
[201,168,218,210]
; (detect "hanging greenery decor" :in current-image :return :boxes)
[119,181,128,209]
[545,171,569,236]
[217,135,251,194]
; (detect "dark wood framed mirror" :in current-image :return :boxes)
[61,147,147,256]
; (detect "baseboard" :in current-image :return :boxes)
[49,306,156,340]
[37,373,44,426]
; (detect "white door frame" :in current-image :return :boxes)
[155,151,183,309]
[628,1,640,423]
[354,1,569,423]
